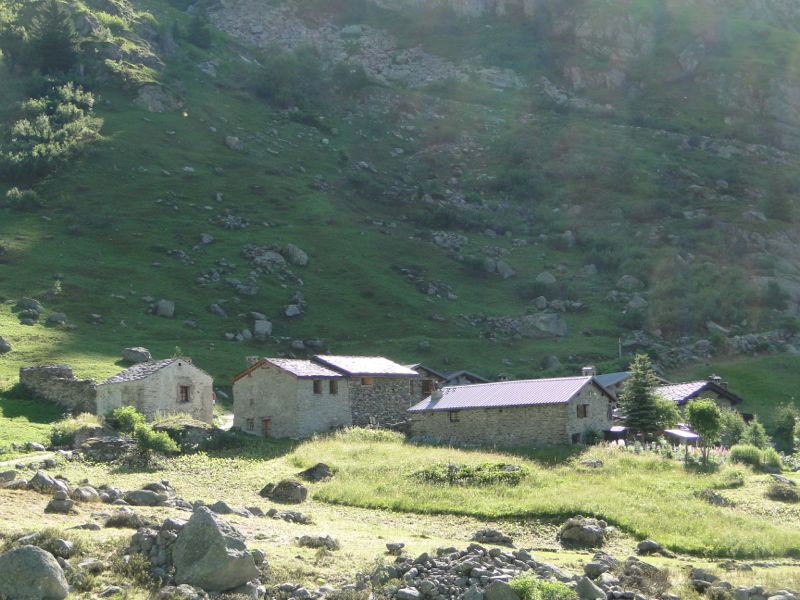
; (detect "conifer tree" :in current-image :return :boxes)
[29,0,80,74]
[618,354,673,437]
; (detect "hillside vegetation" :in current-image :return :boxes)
[0,0,799,420]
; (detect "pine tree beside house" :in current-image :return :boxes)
[618,354,678,438]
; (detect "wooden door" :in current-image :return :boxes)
[262,418,271,437]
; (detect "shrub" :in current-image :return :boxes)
[729,444,763,468]
[5,187,42,211]
[510,575,578,600]
[413,462,529,486]
[107,406,145,433]
[49,412,101,447]
[134,424,179,456]
[719,409,747,449]
[742,417,771,449]
[766,482,799,503]
[762,448,783,473]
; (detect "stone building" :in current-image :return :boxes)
[409,364,489,396]
[96,358,214,424]
[19,365,97,413]
[656,377,743,412]
[408,375,614,447]
[232,358,351,438]
[313,355,420,427]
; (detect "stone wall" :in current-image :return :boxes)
[233,364,351,438]
[19,365,97,413]
[348,376,421,427]
[565,384,613,442]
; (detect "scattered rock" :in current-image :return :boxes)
[0,545,68,600]
[580,459,603,468]
[535,271,557,285]
[45,313,67,327]
[155,299,176,318]
[0,336,11,354]
[123,347,152,363]
[471,529,513,547]
[386,542,405,555]
[297,535,340,551]
[28,471,68,495]
[72,486,101,503]
[616,275,644,291]
[576,576,605,600]
[45,491,75,514]
[558,516,608,547]
[124,489,168,507]
[208,500,253,518]
[283,244,309,267]
[225,136,245,151]
[297,463,332,482]
[635,539,662,555]
[260,480,308,504]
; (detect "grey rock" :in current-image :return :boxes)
[636,539,661,555]
[535,271,557,285]
[253,320,273,340]
[771,474,796,486]
[519,313,568,337]
[298,535,340,550]
[51,540,75,559]
[386,542,405,555]
[283,244,309,266]
[45,497,75,514]
[496,260,515,279]
[16,298,45,314]
[576,576,605,600]
[124,489,168,506]
[172,506,259,592]
[260,479,308,504]
[285,304,302,318]
[209,304,228,318]
[0,470,17,483]
[627,295,649,310]
[0,336,11,354]
[28,471,68,495]
[617,275,644,291]
[156,299,176,318]
[123,347,152,363]
[225,136,245,151]
[580,459,603,469]
[0,545,68,600]
[208,500,252,518]
[484,581,520,600]
[297,463,332,482]
[72,486,101,503]
[45,313,67,326]
[397,588,422,600]
[559,516,607,547]
[472,528,513,546]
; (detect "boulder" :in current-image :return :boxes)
[636,539,662,555]
[285,305,302,318]
[45,313,67,327]
[0,470,17,483]
[472,528,513,546]
[496,261,515,279]
[208,500,253,518]
[617,275,644,291]
[535,271,557,285]
[283,244,309,267]
[16,298,45,314]
[28,472,68,495]
[559,516,607,547]
[576,577,605,600]
[0,545,68,600]
[0,336,12,354]
[297,463,332,482]
[386,542,405,555]
[72,486,101,503]
[253,319,273,341]
[225,136,245,151]
[45,491,75,514]
[260,480,308,504]
[519,313,568,338]
[124,489,168,506]
[297,535,340,551]
[172,506,260,592]
[155,299,176,318]
[484,582,520,600]
[123,347,152,363]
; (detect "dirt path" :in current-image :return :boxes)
[0,452,53,468]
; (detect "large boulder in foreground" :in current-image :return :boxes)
[172,506,259,592]
[0,545,68,600]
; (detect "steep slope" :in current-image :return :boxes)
[0,0,799,413]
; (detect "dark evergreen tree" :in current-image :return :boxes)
[618,354,672,437]
[29,0,80,74]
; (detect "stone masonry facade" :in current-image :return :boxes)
[349,376,421,427]
[19,365,97,413]
[409,384,611,447]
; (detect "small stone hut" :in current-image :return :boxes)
[232,358,351,438]
[96,358,214,424]
[408,375,614,447]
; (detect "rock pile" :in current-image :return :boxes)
[558,516,609,547]
[127,506,264,593]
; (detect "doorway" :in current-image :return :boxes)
[262,418,271,437]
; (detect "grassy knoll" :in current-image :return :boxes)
[0,391,63,454]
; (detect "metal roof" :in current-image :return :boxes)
[266,358,342,379]
[657,380,742,406]
[102,359,179,385]
[313,355,418,376]
[409,376,610,412]
[594,371,631,388]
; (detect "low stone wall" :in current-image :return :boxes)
[19,365,97,413]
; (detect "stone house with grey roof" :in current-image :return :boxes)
[96,358,214,424]
[408,375,614,447]
[656,377,743,413]
[232,358,351,438]
[231,354,420,437]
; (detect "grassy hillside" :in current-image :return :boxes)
[0,0,799,428]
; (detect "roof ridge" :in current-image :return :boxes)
[442,375,591,391]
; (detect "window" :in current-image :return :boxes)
[448,411,460,423]
[329,380,338,395]
[313,380,323,394]
[246,418,254,431]
[577,404,589,419]
[410,381,416,395]
[178,385,190,403]
[361,377,374,386]
[571,433,581,444]
[423,379,434,395]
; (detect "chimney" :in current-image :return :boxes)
[431,383,443,401]
[246,356,261,367]
[582,365,596,377]
[709,374,728,389]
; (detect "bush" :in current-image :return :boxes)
[510,575,578,600]
[413,462,529,486]
[134,424,179,456]
[107,406,145,433]
[729,444,764,468]
[49,413,101,447]
[762,448,783,473]
[5,187,42,211]
[766,482,799,503]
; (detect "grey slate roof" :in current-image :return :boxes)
[409,376,611,412]
[102,358,178,385]
[314,355,418,377]
[657,380,742,406]
[267,358,343,378]
[595,371,631,388]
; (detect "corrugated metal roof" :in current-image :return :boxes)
[267,358,342,378]
[409,376,601,412]
[102,359,178,385]
[657,381,710,404]
[595,371,631,388]
[314,355,418,376]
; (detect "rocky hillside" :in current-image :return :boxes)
[1,0,799,399]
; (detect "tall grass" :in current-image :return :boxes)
[290,433,800,559]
